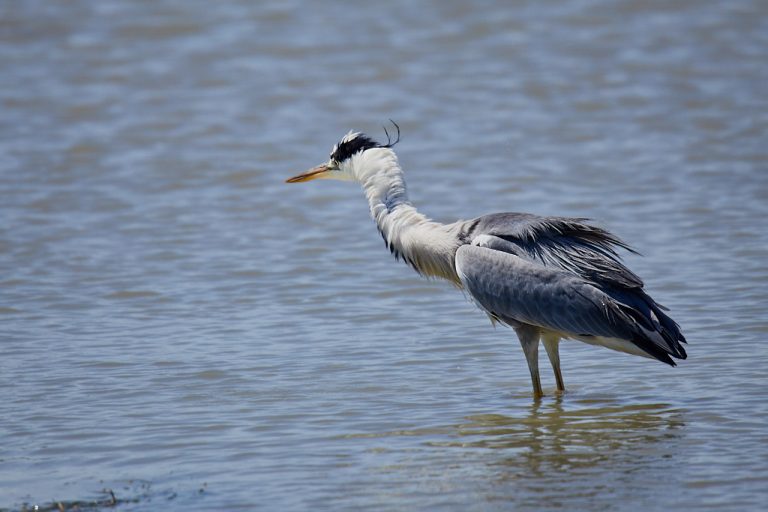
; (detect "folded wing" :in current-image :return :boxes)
[456,213,687,365]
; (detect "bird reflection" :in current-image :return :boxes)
[438,399,685,481]
[341,398,686,507]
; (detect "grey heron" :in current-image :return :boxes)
[286,124,687,397]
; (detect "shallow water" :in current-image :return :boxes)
[1,0,767,510]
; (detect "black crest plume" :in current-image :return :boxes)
[330,120,400,163]
[381,119,400,148]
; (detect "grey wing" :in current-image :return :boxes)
[455,232,687,365]
[455,244,634,340]
[468,212,644,289]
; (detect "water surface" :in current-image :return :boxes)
[1,0,767,510]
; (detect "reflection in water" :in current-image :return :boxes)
[346,398,686,508]
[452,399,685,479]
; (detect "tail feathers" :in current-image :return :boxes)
[609,291,687,366]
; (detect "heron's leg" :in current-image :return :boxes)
[515,325,543,398]
[542,335,565,392]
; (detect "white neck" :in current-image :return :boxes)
[347,148,462,284]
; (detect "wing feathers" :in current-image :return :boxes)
[470,213,644,289]
[455,244,686,365]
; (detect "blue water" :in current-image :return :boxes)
[1,1,767,510]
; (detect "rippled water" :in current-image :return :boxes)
[2,0,767,510]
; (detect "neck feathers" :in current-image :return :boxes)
[354,149,461,284]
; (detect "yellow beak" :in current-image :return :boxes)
[286,164,332,183]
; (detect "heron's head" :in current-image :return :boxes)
[286,123,400,184]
